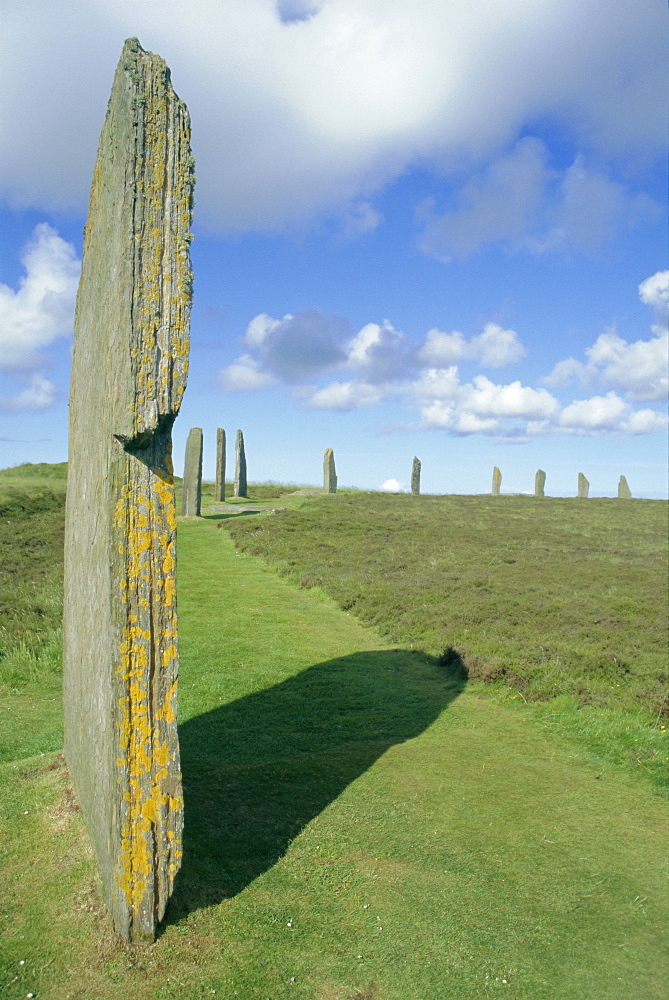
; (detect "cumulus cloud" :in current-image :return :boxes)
[0,223,80,373]
[555,392,667,436]
[241,309,349,382]
[0,372,58,413]
[543,271,669,401]
[220,268,666,438]
[416,322,525,367]
[380,478,405,492]
[309,380,385,410]
[346,320,407,382]
[219,354,277,391]
[0,1,664,232]
[639,270,669,312]
[0,222,79,412]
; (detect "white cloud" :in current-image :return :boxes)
[558,391,628,431]
[219,354,277,392]
[0,372,58,413]
[309,380,385,410]
[346,319,406,381]
[543,268,669,401]
[639,270,669,312]
[0,1,664,232]
[555,391,668,436]
[0,223,80,372]
[416,322,525,368]
[236,309,348,382]
[380,478,405,492]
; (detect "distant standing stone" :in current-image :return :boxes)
[411,457,421,496]
[234,429,248,497]
[323,448,337,493]
[578,473,590,498]
[215,428,226,501]
[492,466,502,496]
[182,427,203,516]
[618,475,632,499]
[535,469,546,497]
[62,38,193,943]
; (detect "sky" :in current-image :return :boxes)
[1,0,667,498]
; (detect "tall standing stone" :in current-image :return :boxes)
[535,469,546,497]
[62,38,193,943]
[215,428,226,501]
[492,466,502,496]
[578,473,589,498]
[182,427,203,516]
[618,475,632,499]
[323,448,337,493]
[411,457,421,496]
[234,429,248,497]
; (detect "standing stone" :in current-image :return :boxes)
[578,473,589,498]
[323,448,337,493]
[492,466,502,496]
[535,469,546,497]
[618,475,632,499]
[411,457,421,496]
[215,428,226,501]
[182,427,203,516]
[62,38,193,943]
[234,429,247,497]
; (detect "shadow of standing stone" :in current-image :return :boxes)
[182,428,203,516]
[323,448,337,493]
[62,38,193,943]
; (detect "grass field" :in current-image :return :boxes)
[0,464,667,999]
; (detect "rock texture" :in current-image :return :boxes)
[618,475,632,499]
[578,473,589,498]
[234,429,248,497]
[62,38,193,943]
[182,427,203,516]
[411,457,421,496]
[215,428,226,501]
[323,448,337,493]
[535,469,546,497]
[492,466,502,496]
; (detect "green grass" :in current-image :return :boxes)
[226,491,668,717]
[0,469,667,999]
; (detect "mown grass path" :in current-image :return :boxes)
[0,515,667,1000]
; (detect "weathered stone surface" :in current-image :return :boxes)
[411,457,421,496]
[492,466,502,496]
[618,475,632,499]
[535,469,546,497]
[234,429,247,497]
[578,473,589,498]
[215,428,226,501]
[62,38,193,943]
[182,427,202,516]
[323,448,337,493]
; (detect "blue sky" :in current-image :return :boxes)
[1,0,667,497]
